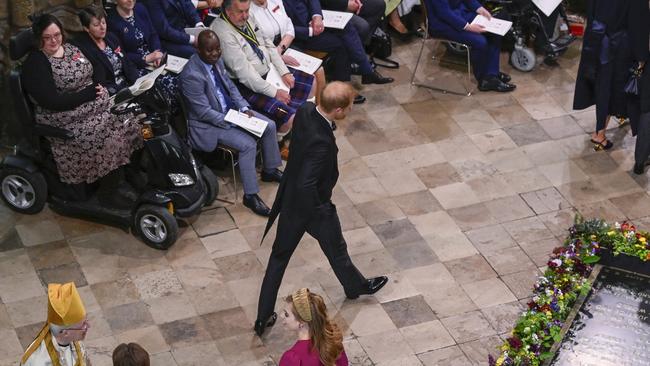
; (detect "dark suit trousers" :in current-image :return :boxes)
[350,0,386,44]
[257,202,366,320]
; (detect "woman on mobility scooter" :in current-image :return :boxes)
[21,13,142,208]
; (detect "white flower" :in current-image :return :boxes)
[550,259,563,267]
[615,222,621,229]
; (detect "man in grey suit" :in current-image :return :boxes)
[180,30,283,216]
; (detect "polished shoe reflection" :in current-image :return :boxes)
[345,276,389,299]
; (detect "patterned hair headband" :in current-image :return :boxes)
[291,288,312,322]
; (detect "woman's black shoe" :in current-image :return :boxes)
[387,24,413,42]
[254,312,277,337]
[353,95,367,104]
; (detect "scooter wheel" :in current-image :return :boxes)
[200,165,219,207]
[0,167,47,214]
[134,204,178,250]
[510,47,536,72]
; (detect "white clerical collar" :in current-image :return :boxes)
[315,106,333,128]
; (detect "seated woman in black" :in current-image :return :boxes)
[21,14,142,208]
[75,6,139,95]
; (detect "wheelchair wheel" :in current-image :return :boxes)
[444,41,468,57]
[510,47,536,72]
[200,165,219,206]
[134,204,178,250]
[0,167,47,214]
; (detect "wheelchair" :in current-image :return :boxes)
[0,29,218,250]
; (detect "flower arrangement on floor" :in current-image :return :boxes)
[488,216,650,366]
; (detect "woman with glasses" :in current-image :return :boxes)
[20,13,142,208]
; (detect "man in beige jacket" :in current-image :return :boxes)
[211,0,316,133]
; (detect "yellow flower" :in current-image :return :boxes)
[590,235,597,240]
[496,356,504,366]
[607,231,616,236]
[640,237,647,243]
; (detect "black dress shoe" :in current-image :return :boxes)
[497,72,511,83]
[345,276,389,299]
[362,70,394,85]
[353,95,366,104]
[261,168,283,183]
[243,194,271,216]
[543,57,560,67]
[254,312,277,337]
[478,77,516,93]
[634,161,646,175]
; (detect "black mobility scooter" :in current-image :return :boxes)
[0,30,218,250]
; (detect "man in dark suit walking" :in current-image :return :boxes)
[254,82,388,337]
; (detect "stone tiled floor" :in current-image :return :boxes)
[3,39,650,366]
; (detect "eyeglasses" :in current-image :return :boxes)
[42,33,62,43]
[66,320,89,332]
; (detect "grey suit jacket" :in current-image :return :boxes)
[211,16,290,98]
[179,54,250,152]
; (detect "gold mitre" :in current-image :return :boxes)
[47,282,86,326]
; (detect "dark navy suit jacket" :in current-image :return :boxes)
[426,0,482,33]
[282,0,323,40]
[142,0,201,47]
[107,3,162,68]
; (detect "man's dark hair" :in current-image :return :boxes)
[112,343,150,366]
[78,5,107,28]
[197,29,219,49]
[223,0,250,10]
[31,13,65,48]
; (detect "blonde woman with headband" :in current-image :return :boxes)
[279,288,348,366]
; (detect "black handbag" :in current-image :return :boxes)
[367,27,399,69]
[625,63,644,96]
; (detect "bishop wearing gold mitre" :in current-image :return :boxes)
[20,282,92,366]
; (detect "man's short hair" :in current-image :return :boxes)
[319,82,357,113]
[112,343,150,366]
[197,29,218,48]
[223,0,249,10]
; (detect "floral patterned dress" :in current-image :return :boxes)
[34,43,143,185]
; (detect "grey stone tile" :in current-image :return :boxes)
[521,187,572,215]
[382,295,437,328]
[26,240,75,270]
[202,307,252,340]
[414,163,462,189]
[440,311,496,343]
[418,345,472,366]
[458,335,503,365]
[444,255,497,284]
[159,316,213,349]
[0,229,23,253]
[36,262,87,288]
[387,241,439,270]
[575,200,628,223]
[501,269,541,299]
[356,199,406,226]
[213,252,264,282]
[447,203,497,231]
[483,246,538,276]
[519,237,562,267]
[371,219,424,247]
[480,302,525,334]
[105,301,154,333]
[461,278,517,309]
[392,190,443,216]
[502,217,555,245]
[609,192,650,220]
[484,195,535,223]
[504,122,552,146]
[486,104,535,128]
[190,207,237,237]
[91,277,141,310]
[537,208,577,237]
[14,322,44,350]
[465,224,517,254]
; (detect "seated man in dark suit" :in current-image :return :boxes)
[142,0,205,58]
[180,30,284,216]
[426,0,516,92]
[283,0,393,89]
